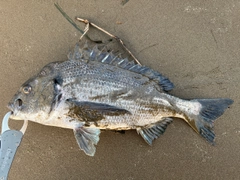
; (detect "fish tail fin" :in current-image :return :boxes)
[184,98,233,144]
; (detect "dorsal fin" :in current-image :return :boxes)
[68,43,174,92]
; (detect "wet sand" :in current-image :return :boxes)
[0,1,239,179]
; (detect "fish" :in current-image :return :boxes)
[8,42,233,156]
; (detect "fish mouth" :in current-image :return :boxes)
[7,103,14,112]
[7,102,18,118]
[8,98,23,111]
[7,100,26,120]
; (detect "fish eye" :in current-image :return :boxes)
[22,86,32,94]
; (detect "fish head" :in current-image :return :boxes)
[8,62,61,121]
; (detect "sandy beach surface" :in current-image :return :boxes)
[0,1,239,179]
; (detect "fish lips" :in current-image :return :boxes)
[8,98,23,110]
[7,102,21,119]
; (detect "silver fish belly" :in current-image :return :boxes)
[8,43,233,156]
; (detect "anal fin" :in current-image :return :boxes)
[137,118,173,145]
[73,126,101,156]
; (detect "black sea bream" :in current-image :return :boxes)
[8,43,233,156]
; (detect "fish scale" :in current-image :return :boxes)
[8,42,233,156]
[64,79,160,128]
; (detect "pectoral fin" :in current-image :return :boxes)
[67,99,131,122]
[73,126,101,156]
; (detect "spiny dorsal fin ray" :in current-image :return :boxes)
[68,43,174,92]
[137,118,173,145]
